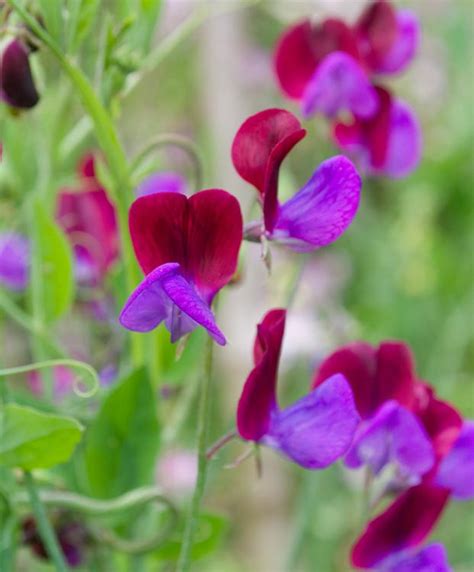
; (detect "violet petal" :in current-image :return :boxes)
[301,51,378,119]
[436,420,474,500]
[345,400,434,478]
[375,11,420,75]
[377,543,452,572]
[272,155,361,251]
[136,171,187,197]
[0,232,29,290]
[263,374,360,469]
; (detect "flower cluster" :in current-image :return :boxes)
[274,0,421,178]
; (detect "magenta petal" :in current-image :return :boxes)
[301,52,378,119]
[136,172,187,197]
[375,11,420,74]
[351,484,450,568]
[382,100,422,178]
[237,309,286,441]
[263,374,360,469]
[119,262,225,344]
[436,421,474,500]
[0,232,29,290]
[231,109,306,231]
[272,156,361,251]
[378,543,452,572]
[345,401,434,478]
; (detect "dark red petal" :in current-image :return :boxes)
[356,0,398,70]
[373,341,416,411]
[129,193,188,275]
[312,342,377,419]
[0,39,39,109]
[367,86,392,168]
[414,383,463,471]
[78,153,97,179]
[274,21,319,99]
[312,19,361,62]
[56,188,119,277]
[231,109,305,232]
[351,483,450,569]
[237,309,286,441]
[187,189,243,302]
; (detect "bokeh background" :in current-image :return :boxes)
[1,1,473,571]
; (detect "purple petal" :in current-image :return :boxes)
[301,52,379,119]
[375,11,420,75]
[263,374,360,469]
[436,420,474,500]
[0,232,29,290]
[119,262,225,345]
[345,401,434,478]
[382,100,422,178]
[272,156,361,251]
[136,172,187,197]
[378,543,452,572]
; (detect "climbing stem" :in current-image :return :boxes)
[177,335,214,572]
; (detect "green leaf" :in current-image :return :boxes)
[33,199,75,323]
[0,404,83,470]
[153,513,228,561]
[37,0,63,45]
[67,0,101,52]
[84,368,160,498]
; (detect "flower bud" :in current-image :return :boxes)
[0,38,39,109]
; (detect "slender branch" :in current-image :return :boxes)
[23,472,68,572]
[130,134,204,193]
[177,335,214,572]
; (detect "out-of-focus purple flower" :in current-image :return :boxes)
[56,154,119,286]
[355,2,420,75]
[22,516,89,568]
[0,232,29,290]
[375,543,452,572]
[156,449,197,499]
[345,400,434,481]
[236,309,360,469]
[136,171,187,197]
[119,190,242,344]
[334,87,421,178]
[232,108,361,251]
[0,38,39,109]
[301,51,378,120]
[28,366,75,403]
[436,420,474,500]
[98,364,118,387]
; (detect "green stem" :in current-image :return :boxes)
[177,336,214,572]
[23,472,68,572]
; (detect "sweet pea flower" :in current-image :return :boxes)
[355,0,420,75]
[351,384,468,569]
[56,155,119,286]
[0,232,29,290]
[313,341,434,482]
[136,171,187,197]
[119,189,242,345]
[236,309,359,469]
[333,87,421,178]
[0,38,40,109]
[232,108,361,252]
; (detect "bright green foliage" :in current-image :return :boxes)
[0,404,83,470]
[84,368,160,498]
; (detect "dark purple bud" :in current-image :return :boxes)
[0,38,40,109]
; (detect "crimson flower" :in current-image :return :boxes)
[56,154,119,286]
[236,309,359,468]
[232,108,361,251]
[0,38,39,109]
[119,189,242,345]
